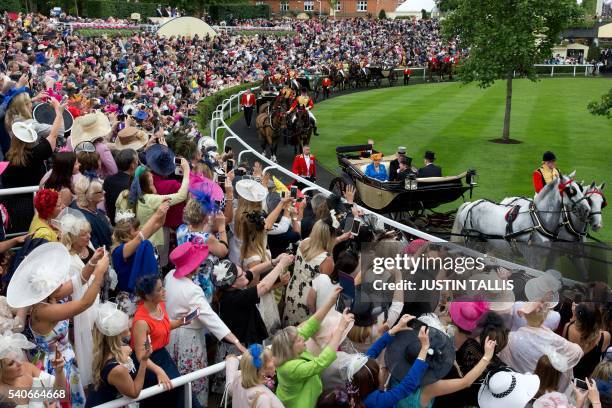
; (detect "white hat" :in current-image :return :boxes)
[11,120,38,143]
[197,136,217,153]
[525,272,561,308]
[478,371,540,408]
[7,243,71,308]
[95,302,129,337]
[236,179,267,202]
[52,207,90,236]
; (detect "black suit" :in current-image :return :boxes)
[417,163,442,178]
[103,171,130,225]
[388,156,412,181]
[396,169,414,182]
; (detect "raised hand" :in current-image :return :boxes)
[417,326,430,350]
[389,314,416,335]
[483,336,497,361]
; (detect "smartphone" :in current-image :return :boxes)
[336,292,354,313]
[290,185,298,199]
[338,271,356,299]
[183,309,200,325]
[407,318,428,332]
[218,175,226,185]
[350,218,361,236]
[226,160,233,171]
[343,216,354,235]
[574,378,589,390]
[174,157,181,166]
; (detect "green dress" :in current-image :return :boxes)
[275,316,337,408]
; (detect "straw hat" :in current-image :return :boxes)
[235,179,267,202]
[71,111,111,146]
[114,126,149,151]
[11,120,38,143]
[478,370,540,408]
[6,243,71,308]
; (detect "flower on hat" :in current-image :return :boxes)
[0,332,36,361]
[28,270,62,300]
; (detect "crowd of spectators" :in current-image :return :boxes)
[0,11,609,408]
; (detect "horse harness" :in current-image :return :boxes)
[462,179,587,242]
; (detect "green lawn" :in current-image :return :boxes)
[311,78,612,242]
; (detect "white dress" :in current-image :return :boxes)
[68,253,99,388]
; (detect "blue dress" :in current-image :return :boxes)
[365,163,388,181]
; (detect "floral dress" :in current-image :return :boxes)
[30,319,85,408]
[168,326,209,407]
[283,245,329,327]
[176,225,216,304]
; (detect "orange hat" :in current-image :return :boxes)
[371,153,382,161]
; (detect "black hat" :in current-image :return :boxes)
[33,103,74,133]
[542,151,556,162]
[385,325,455,385]
[424,151,435,161]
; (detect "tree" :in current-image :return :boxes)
[442,0,580,142]
[436,0,459,12]
[378,9,387,19]
[588,88,612,119]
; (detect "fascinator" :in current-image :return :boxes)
[52,207,90,236]
[0,332,36,362]
[248,344,264,370]
[211,260,238,289]
[128,165,148,206]
[95,302,129,337]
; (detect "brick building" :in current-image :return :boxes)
[251,0,402,18]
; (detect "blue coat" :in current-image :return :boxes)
[365,163,388,181]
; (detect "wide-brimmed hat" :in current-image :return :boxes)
[170,242,209,279]
[524,272,561,308]
[7,243,71,308]
[424,151,436,161]
[33,102,74,133]
[449,301,490,331]
[71,111,111,146]
[145,143,175,176]
[134,110,149,121]
[115,126,149,151]
[385,325,455,385]
[11,120,38,143]
[236,179,267,202]
[478,370,540,408]
[95,302,129,337]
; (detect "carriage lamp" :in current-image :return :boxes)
[467,169,478,186]
[405,173,418,190]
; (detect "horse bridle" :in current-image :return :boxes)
[558,179,592,239]
[585,189,607,216]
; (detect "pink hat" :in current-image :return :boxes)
[404,239,428,255]
[449,301,490,331]
[0,162,8,176]
[169,242,209,278]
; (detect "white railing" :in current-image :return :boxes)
[529,64,595,77]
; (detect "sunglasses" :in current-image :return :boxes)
[75,141,96,153]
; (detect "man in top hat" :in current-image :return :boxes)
[533,151,560,193]
[417,151,442,178]
[287,87,318,136]
[389,146,412,182]
[291,145,316,184]
[240,88,256,128]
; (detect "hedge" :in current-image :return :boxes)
[73,28,140,37]
[1,0,24,12]
[81,1,158,19]
[207,4,270,21]
[194,82,260,134]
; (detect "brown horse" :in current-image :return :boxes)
[290,109,313,155]
[256,106,285,162]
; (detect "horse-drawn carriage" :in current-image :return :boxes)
[368,66,398,87]
[329,145,477,218]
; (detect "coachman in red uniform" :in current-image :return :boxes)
[287,87,318,135]
[403,67,412,85]
[291,145,316,186]
[240,88,256,128]
[321,77,332,99]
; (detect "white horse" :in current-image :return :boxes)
[451,172,591,245]
[500,181,606,241]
